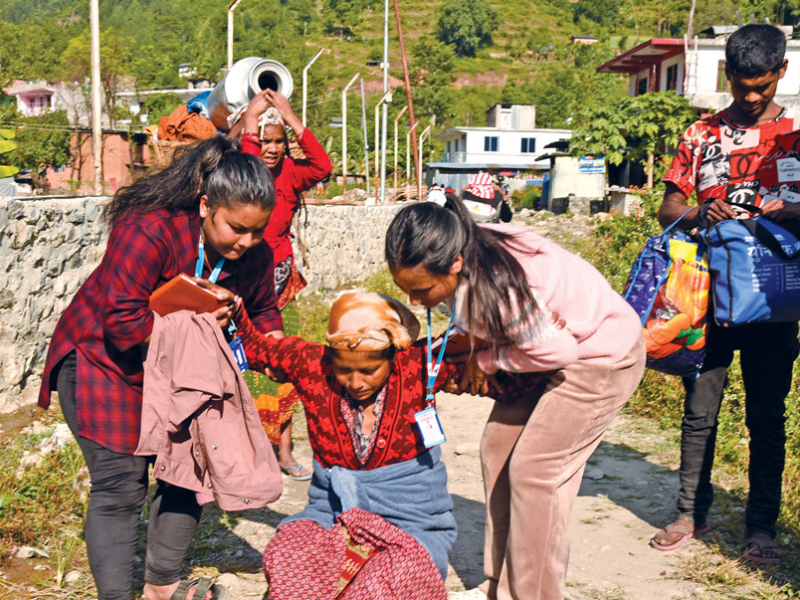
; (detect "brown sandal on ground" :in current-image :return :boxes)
[169,577,230,600]
[649,518,711,551]
[742,532,782,565]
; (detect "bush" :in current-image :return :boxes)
[512,184,541,209]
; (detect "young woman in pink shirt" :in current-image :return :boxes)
[385,195,645,600]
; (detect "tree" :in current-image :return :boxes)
[59,28,134,128]
[410,38,457,124]
[625,92,695,186]
[570,92,694,186]
[573,0,620,27]
[438,0,500,57]
[141,93,185,126]
[322,0,379,37]
[11,110,71,190]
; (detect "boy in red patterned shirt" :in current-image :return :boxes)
[651,24,800,564]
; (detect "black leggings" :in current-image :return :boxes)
[57,352,203,600]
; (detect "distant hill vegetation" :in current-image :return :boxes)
[1,0,797,172]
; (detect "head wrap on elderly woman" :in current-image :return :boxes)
[326,292,420,351]
[259,107,285,133]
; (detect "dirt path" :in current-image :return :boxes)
[192,392,725,600]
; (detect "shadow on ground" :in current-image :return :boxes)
[450,493,488,589]
[578,439,800,590]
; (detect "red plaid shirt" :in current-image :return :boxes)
[38,208,283,454]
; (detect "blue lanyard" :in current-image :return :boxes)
[426,290,458,406]
[194,234,225,284]
[195,233,237,336]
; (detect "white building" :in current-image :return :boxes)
[596,29,800,112]
[429,104,572,192]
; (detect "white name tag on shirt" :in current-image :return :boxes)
[414,407,447,448]
[777,157,800,183]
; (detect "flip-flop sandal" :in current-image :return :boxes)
[170,576,230,600]
[282,464,312,481]
[742,534,782,565]
[649,520,711,551]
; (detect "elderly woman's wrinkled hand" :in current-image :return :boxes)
[459,356,499,396]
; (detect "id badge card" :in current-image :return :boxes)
[228,336,249,372]
[414,406,446,448]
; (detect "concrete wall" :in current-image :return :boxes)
[0,197,403,413]
[550,156,605,213]
[0,197,108,412]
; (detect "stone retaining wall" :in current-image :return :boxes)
[0,197,402,413]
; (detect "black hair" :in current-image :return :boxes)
[385,194,536,357]
[726,24,786,77]
[104,136,275,227]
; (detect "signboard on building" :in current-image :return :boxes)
[578,157,605,173]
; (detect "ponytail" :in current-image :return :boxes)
[385,194,536,355]
[104,136,275,227]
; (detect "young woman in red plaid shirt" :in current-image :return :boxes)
[38,136,283,600]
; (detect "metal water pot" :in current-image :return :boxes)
[208,57,293,131]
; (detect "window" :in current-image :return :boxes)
[716,60,730,92]
[521,138,536,153]
[484,136,498,152]
[666,64,679,91]
[637,76,648,96]
[447,141,452,154]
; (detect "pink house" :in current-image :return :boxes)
[45,129,150,194]
[4,80,56,116]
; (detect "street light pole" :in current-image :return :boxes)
[374,91,391,203]
[418,124,431,201]
[380,0,390,204]
[227,0,243,70]
[302,48,324,127]
[405,121,419,201]
[360,79,370,195]
[341,73,360,198]
[393,105,408,200]
[90,0,102,194]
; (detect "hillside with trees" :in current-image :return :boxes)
[1,0,799,177]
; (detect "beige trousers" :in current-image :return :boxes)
[478,335,645,600]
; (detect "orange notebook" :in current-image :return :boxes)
[148,273,227,317]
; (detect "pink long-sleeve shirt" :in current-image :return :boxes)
[446,224,642,374]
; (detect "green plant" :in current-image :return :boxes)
[0,423,86,558]
[54,532,81,588]
[581,187,663,291]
